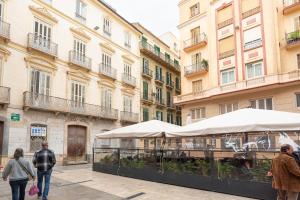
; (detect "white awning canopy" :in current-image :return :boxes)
[96,120,180,139]
[171,109,300,137]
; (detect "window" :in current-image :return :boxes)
[124,63,132,76]
[34,19,52,47]
[155,66,162,80]
[297,54,300,69]
[219,36,234,56]
[0,0,4,21]
[219,103,238,114]
[221,136,241,150]
[76,0,87,21]
[166,91,171,106]
[294,16,300,31]
[296,94,300,107]
[221,68,235,85]
[191,27,201,45]
[101,88,112,108]
[102,53,112,68]
[167,113,173,124]
[143,81,149,99]
[71,81,85,105]
[191,107,206,120]
[192,80,202,93]
[143,108,149,121]
[156,110,163,121]
[30,124,47,152]
[246,61,263,79]
[73,39,86,60]
[190,3,200,17]
[154,45,160,56]
[30,69,51,95]
[156,87,163,103]
[166,71,172,85]
[176,116,182,126]
[250,98,273,110]
[143,58,149,73]
[193,138,207,149]
[124,31,131,48]
[175,77,180,90]
[103,17,111,36]
[123,95,132,112]
[244,26,262,50]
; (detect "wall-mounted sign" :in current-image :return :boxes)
[11,113,20,121]
[31,125,47,137]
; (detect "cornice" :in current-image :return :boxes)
[29,5,58,24]
[70,27,91,41]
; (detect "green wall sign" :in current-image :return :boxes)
[11,113,20,121]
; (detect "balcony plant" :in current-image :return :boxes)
[201,59,209,71]
[288,30,300,42]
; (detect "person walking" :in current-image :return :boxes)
[32,141,56,200]
[271,144,300,200]
[2,148,36,200]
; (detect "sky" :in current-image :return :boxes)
[104,0,179,37]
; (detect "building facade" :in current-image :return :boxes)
[176,0,300,125]
[133,23,182,125]
[0,0,142,165]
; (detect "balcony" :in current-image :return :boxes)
[175,84,181,93]
[219,50,235,59]
[183,33,207,53]
[27,33,58,58]
[141,92,154,105]
[142,67,153,79]
[0,20,10,41]
[242,6,261,19]
[120,111,139,123]
[286,30,300,49]
[99,63,117,80]
[283,0,300,15]
[167,101,176,111]
[69,50,91,70]
[184,61,208,77]
[0,86,10,107]
[174,70,300,105]
[122,74,136,87]
[166,81,174,90]
[23,92,118,120]
[155,97,165,108]
[139,41,180,72]
[217,18,233,29]
[244,39,262,51]
[155,75,164,85]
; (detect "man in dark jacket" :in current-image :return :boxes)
[33,141,56,200]
[271,144,300,200]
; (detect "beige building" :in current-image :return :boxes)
[176,0,300,125]
[0,0,143,164]
[133,23,182,125]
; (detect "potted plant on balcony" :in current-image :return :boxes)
[288,30,300,43]
[201,59,209,71]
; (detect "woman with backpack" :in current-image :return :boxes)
[2,148,36,200]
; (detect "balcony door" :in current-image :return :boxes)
[67,125,87,163]
[156,87,162,103]
[73,39,86,62]
[101,88,112,109]
[101,53,112,72]
[143,81,149,100]
[191,27,200,45]
[34,19,52,49]
[71,81,85,109]
[123,95,132,113]
[192,53,201,70]
[30,69,51,106]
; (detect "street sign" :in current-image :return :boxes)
[11,113,20,121]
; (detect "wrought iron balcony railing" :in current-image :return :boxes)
[122,74,136,87]
[184,63,208,76]
[0,86,10,105]
[155,96,165,107]
[0,20,10,40]
[69,50,91,70]
[23,92,118,119]
[142,92,154,102]
[142,67,153,78]
[99,63,117,79]
[183,33,207,49]
[120,111,139,123]
[286,30,300,45]
[27,33,58,57]
[219,49,235,59]
[155,75,165,84]
[244,39,262,50]
[166,80,174,89]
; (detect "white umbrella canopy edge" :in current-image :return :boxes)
[95,120,181,139]
[170,108,300,137]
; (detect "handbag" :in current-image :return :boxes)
[28,183,39,196]
[17,160,34,181]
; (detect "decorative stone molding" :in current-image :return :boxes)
[100,42,115,54]
[122,54,135,64]
[29,6,58,24]
[97,79,116,89]
[121,87,135,95]
[0,46,11,61]
[67,69,90,83]
[24,55,57,72]
[70,27,91,41]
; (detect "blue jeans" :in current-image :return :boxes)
[37,169,52,199]
[9,178,28,200]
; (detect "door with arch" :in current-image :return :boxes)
[67,125,87,163]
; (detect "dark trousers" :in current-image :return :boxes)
[37,169,52,199]
[9,179,28,200]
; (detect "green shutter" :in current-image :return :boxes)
[143,81,148,99]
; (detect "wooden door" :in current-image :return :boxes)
[67,125,87,163]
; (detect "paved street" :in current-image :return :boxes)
[0,164,256,200]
